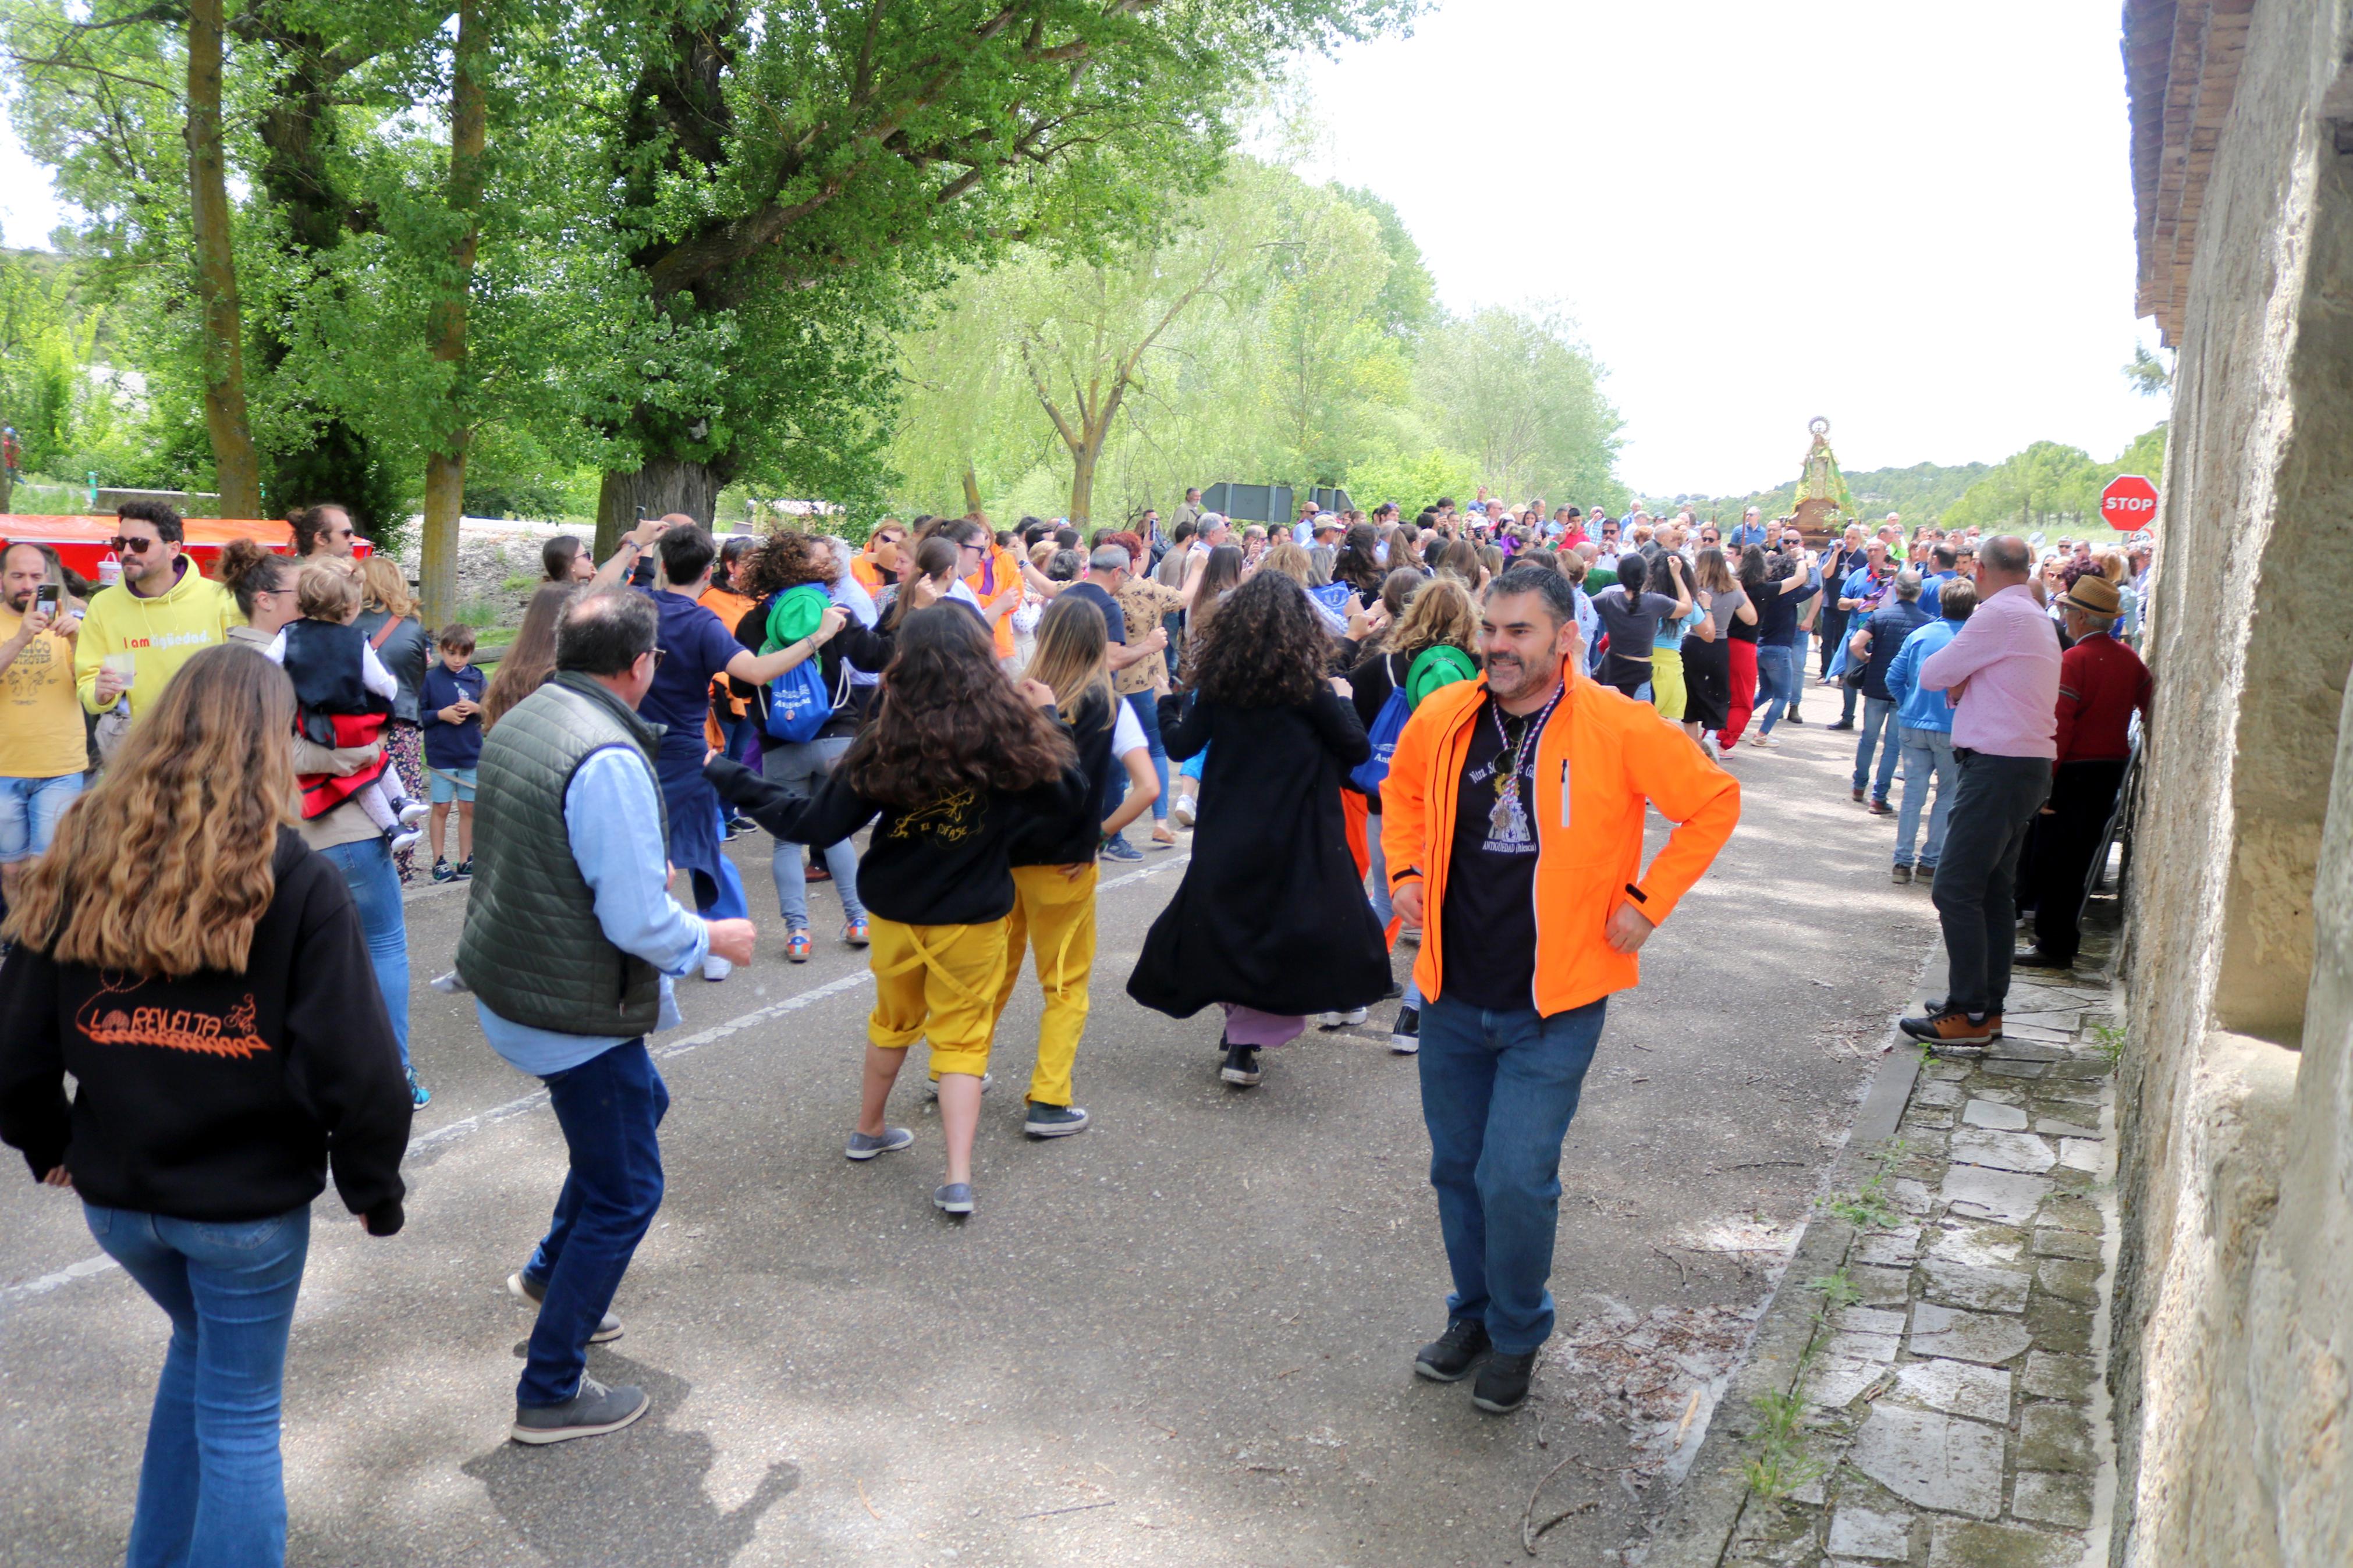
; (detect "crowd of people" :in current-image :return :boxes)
[0,479,2156,1563]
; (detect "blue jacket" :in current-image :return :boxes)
[418,662,488,770]
[1886,616,1962,732]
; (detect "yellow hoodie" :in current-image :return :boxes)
[73,556,243,719]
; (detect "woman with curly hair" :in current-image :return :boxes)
[727,529,898,958]
[1127,572,1392,1087]
[707,607,1085,1217]
[0,645,413,1568]
[1166,543,1245,828]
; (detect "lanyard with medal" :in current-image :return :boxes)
[1488,682,1564,845]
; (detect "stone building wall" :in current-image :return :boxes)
[2112,0,2353,1561]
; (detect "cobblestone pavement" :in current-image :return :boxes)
[1697,920,2124,1568]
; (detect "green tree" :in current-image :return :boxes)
[1417,305,1621,504]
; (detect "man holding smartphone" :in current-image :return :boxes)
[0,542,86,909]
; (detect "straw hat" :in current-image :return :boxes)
[2058,575,2121,617]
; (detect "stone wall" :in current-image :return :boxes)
[2111,0,2353,1561]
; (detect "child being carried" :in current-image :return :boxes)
[266,559,428,852]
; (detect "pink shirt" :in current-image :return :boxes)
[1917,583,2061,759]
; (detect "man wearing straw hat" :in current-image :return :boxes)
[2013,572,2151,973]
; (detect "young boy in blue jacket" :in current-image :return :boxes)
[419,623,488,881]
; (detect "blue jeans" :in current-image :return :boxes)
[1418,994,1609,1353]
[1364,814,1422,1011]
[0,770,83,861]
[1895,726,1958,869]
[1787,631,1811,710]
[84,1203,310,1568]
[318,836,410,1073]
[1756,644,1796,734]
[1123,690,1170,824]
[519,1039,669,1407]
[761,736,864,929]
[1852,695,1899,800]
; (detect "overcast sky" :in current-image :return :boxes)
[1290,0,2167,494]
[2,1,2164,496]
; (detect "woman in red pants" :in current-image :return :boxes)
[1717,546,1766,751]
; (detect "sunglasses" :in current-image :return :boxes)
[109,535,161,554]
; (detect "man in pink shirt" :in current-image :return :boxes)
[1899,535,2061,1047]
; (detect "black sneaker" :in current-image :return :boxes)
[431,858,456,884]
[455,857,473,880]
[1390,1005,1421,1055]
[2013,947,2074,970]
[1220,1044,1261,1087]
[1471,1349,1539,1413]
[510,1376,650,1445]
[1412,1318,1490,1382]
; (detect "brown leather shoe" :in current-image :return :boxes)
[1900,1007,1997,1047]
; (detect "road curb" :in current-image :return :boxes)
[1644,953,1933,1568]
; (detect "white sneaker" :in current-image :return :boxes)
[1317,1007,1369,1029]
[702,955,732,982]
[389,828,423,854]
[1171,795,1197,828]
[396,800,430,827]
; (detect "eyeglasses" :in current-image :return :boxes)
[645,647,667,668]
[109,535,159,554]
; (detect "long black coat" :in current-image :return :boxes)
[1126,688,1393,1020]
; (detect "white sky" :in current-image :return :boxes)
[1290,0,2168,494]
[3,1,2165,496]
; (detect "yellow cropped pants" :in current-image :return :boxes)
[1650,644,1687,721]
[991,862,1099,1108]
[866,915,1009,1080]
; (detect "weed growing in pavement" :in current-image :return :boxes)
[2091,1022,2125,1066]
[1806,1269,1862,1313]
[1820,1137,1910,1231]
[1740,1388,1825,1500]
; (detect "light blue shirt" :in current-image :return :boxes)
[830,569,881,688]
[1886,616,1962,733]
[1573,585,1598,656]
[476,744,709,1077]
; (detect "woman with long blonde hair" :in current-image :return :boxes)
[985,596,1156,1136]
[354,555,431,880]
[0,645,413,1568]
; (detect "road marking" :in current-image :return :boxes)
[0,854,1190,1313]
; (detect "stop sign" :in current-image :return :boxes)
[2100,474,2159,532]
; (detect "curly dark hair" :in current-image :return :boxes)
[839,605,1074,809]
[1183,569,1330,710]
[736,529,837,600]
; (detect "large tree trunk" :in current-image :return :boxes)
[594,458,722,559]
[417,0,487,631]
[184,0,262,518]
[1067,436,1099,525]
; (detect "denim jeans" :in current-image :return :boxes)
[84,1203,311,1568]
[1852,695,1900,801]
[1930,752,2053,1016]
[1364,815,1422,1012]
[1788,629,1811,706]
[1756,643,1797,734]
[519,1038,669,1407]
[1418,994,1609,1353]
[1894,726,1958,869]
[761,735,864,929]
[317,836,410,1073]
[0,769,83,861]
[1123,690,1171,824]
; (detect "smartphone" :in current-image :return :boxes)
[34,583,59,611]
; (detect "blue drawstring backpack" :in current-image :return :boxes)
[760,586,844,744]
[1350,653,1411,794]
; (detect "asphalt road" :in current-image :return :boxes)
[0,694,1940,1567]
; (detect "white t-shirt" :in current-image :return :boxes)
[1112,698,1146,758]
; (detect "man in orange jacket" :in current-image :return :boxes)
[1381,566,1740,1414]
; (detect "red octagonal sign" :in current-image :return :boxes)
[2101,474,2159,532]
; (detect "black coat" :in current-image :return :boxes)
[1126,689,1393,1019]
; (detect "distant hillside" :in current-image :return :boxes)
[1641,459,1993,527]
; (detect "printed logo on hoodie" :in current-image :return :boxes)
[74,975,270,1059]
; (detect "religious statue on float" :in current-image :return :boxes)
[1790,417,1851,546]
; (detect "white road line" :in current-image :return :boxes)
[0,853,1190,1313]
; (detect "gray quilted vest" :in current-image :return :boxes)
[457,672,669,1036]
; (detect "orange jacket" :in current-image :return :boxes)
[1379,662,1740,1015]
[963,545,1025,659]
[698,584,758,749]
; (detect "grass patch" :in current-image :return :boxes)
[501,573,537,594]
[1820,1137,1911,1232]
[1805,1269,1862,1313]
[1740,1388,1825,1500]
[456,598,502,629]
[2089,1022,2125,1067]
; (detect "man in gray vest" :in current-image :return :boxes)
[458,588,756,1445]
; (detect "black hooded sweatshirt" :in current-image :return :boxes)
[0,828,412,1228]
